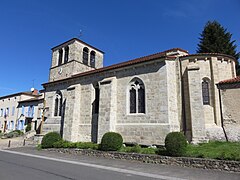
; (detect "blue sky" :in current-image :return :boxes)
[0,0,239,96]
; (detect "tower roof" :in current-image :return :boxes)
[51,38,105,53]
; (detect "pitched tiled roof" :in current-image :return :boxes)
[72,48,186,77]
[51,38,105,53]
[0,91,40,100]
[43,48,187,86]
[18,97,44,103]
[218,76,240,85]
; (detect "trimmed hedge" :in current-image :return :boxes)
[41,132,62,148]
[100,132,123,151]
[52,140,98,150]
[165,132,187,156]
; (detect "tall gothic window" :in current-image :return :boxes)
[54,90,62,116]
[129,79,145,113]
[64,46,69,63]
[83,47,89,65]
[90,51,96,68]
[58,49,63,65]
[202,80,210,105]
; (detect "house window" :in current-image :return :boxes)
[54,90,62,116]
[129,79,145,114]
[5,108,9,117]
[21,106,25,115]
[10,120,14,130]
[202,80,210,105]
[64,46,69,63]
[28,106,34,117]
[58,49,63,65]
[90,51,96,68]
[0,108,3,117]
[12,107,15,116]
[83,47,89,65]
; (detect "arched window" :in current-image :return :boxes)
[202,79,210,105]
[129,79,145,113]
[54,90,62,116]
[58,49,63,65]
[83,47,89,65]
[64,46,69,63]
[90,51,96,68]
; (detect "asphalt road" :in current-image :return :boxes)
[0,147,239,180]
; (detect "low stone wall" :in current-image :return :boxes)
[46,148,240,172]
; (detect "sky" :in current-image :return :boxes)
[0,0,239,96]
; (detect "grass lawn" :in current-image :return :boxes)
[184,141,240,161]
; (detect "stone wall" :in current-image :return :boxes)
[221,88,240,141]
[44,58,176,145]
[46,148,240,173]
[179,55,235,142]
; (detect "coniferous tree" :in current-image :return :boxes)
[197,20,240,75]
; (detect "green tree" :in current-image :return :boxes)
[197,20,240,75]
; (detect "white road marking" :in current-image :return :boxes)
[0,149,186,180]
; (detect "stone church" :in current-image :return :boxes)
[42,38,239,145]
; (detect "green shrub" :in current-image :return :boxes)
[141,147,157,154]
[100,132,123,151]
[0,130,2,133]
[41,132,62,148]
[52,140,98,150]
[13,130,24,135]
[76,142,98,150]
[129,145,141,153]
[6,131,19,138]
[165,132,187,157]
[52,140,67,148]
[26,123,31,132]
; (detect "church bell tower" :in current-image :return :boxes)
[49,38,104,82]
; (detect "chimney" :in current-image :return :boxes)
[31,88,38,95]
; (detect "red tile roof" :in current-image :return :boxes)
[43,48,187,86]
[218,76,240,85]
[180,53,237,62]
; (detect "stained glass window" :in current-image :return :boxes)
[54,90,62,116]
[129,79,145,114]
[138,87,145,113]
[130,88,136,113]
[54,98,59,116]
[202,80,210,105]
